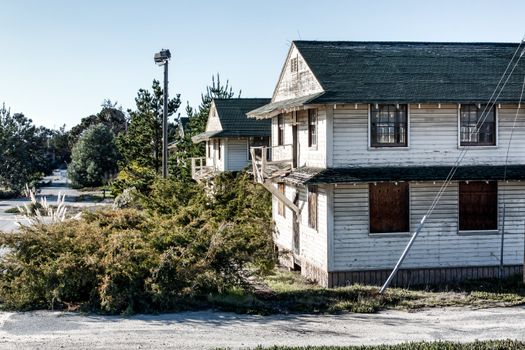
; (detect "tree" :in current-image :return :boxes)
[0,103,49,192]
[68,124,119,188]
[117,80,181,173]
[69,99,127,148]
[170,74,240,179]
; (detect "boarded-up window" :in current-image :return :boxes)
[369,182,409,233]
[277,114,285,146]
[308,109,318,147]
[459,181,497,231]
[278,183,286,217]
[370,104,408,147]
[308,186,318,230]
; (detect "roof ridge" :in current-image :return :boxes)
[292,40,521,46]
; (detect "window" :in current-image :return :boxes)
[459,181,497,231]
[217,139,221,160]
[308,109,318,147]
[370,104,408,147]
[308,186,318,230]
[290,57,298,73]
[277,114,285,146]
[248,136,270,161]
[278,183,286,217]
[207,141,211,158]
[460,104,496,146]
[369,182,409,234]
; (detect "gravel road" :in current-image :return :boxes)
[0,307,524,349]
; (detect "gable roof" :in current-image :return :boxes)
[295,41,525,104]
[192,98,271,143]
[249,41,525,118]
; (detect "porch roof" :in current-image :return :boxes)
[284,165,525,185]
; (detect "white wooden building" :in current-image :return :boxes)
[191,98,271,181]
[248,41,525,287]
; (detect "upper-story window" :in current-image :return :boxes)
[308,109,318,148]
[370,104,408,147]
[277,114,285,146]
[460,104,496,146]
[290,57,298,73]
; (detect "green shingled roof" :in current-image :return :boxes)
[214,98,271,136]
[293,41,525,104]
[284,165,525,185]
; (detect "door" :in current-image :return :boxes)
[292,124,298,168]
[292,191,300,255]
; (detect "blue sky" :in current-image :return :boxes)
[1,0,524,129]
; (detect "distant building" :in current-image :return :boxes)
[191,98,271,182]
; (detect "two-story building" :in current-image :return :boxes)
[248,41,525,287]
[191,98,271,181]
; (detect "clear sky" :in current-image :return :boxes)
[1,0,524,129]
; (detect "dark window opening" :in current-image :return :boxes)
[277,114,285,146]
[308,109,318,147]
[369,182,409,233]
[459,181,497,231]
[370,104,408,147]
[308,186,318,230]
[217,139,221,160]
[248,136,270,161]
[460,104,496,146]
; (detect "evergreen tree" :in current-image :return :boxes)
[117,80,181,173]
[170,74,240,179]
[0,104,49,192]
[68,124,119,188]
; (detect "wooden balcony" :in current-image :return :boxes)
[191,157,217,182]
[250,145,299,214]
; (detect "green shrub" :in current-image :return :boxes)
[0,171,276,314]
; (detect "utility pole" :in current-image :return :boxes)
[154,49,171,178]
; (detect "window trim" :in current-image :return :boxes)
[368,104,410,149]
[368,182,411,236]
[277,182,286,218]
[457,104,499,148]
[457,181,499,234]
[308,109,318,149]
[308,185,318,231]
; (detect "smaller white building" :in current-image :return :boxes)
[191,98,271,181]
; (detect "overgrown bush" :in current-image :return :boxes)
[0,171,275,313]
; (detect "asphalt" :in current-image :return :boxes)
[0,307,523,349]
[0,174,108,232]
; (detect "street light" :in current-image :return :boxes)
[154,49,171,178]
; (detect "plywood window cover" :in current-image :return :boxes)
[459,181,498,231]
[369,182,410,234]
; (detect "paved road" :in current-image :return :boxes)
[0,175,108,232]
[0,307,523,349]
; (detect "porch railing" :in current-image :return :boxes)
[191,157,216,182]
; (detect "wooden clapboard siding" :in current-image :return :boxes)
[273,44,323,103]
[225,138,249,171]
[206,103,222,132]
[332,104,525,167]
[272,183,329,271]
[332,181,525,271]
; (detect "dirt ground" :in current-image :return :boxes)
[0,306,524,349]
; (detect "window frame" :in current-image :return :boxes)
[278,182,286,218]
[308,185,318,231]
[458,181,498,234]
[277,114,285,146]
[308,109,318,148]
[457,104,498,148]
[368,182,411,236]
[369,104,409,148]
